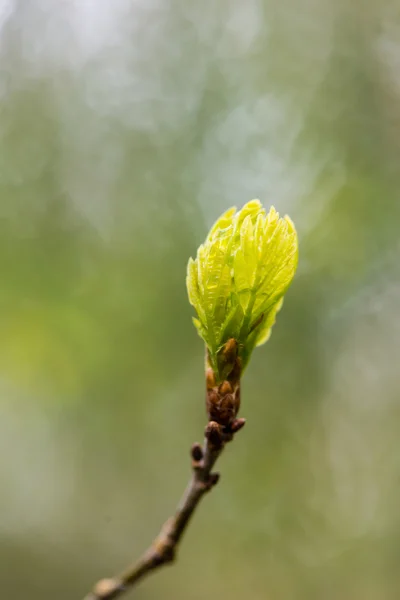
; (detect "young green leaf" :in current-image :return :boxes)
[187,200,298,382]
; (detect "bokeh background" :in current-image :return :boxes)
[1,1,400,598]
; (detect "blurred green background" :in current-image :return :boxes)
[1,1,400,599]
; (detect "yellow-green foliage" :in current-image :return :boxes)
[187,200,298,378]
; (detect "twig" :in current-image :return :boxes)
[83,418,245,600]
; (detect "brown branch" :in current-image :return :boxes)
[83,418,246,600]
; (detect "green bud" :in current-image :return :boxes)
[187,200,298,382]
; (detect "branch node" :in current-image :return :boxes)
[152,545,175,565]
[93,578,123,599]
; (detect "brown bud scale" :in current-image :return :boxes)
[206,381,241,428]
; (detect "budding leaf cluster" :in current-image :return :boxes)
[187,200,298,382]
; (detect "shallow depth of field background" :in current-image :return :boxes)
[1,1,400,599]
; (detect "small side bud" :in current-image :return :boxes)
[191,443,203,462]
[230,417,246,433]
[209,472,220,487]
[205,421,224,447]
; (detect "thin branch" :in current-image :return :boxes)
[83,418,245,600]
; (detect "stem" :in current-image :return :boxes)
[82,419,245,600]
